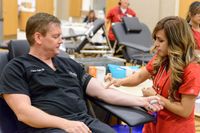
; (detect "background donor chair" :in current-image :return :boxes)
[112,17,154,65]
[62,18,114,56]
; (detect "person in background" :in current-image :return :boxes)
[106,0,136,55]
[186,1,200,51]
[105,16,200,133]
[0,13,163,133]
[83,10,97,23]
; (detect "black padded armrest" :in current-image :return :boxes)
[119,42,150,52]
[89,98,154,127]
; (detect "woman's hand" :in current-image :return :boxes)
[143,96,164,112]
[142,87,157,97]
[104,73,122,88]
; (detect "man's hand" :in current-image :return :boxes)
[143,96,164,112]
[142,87,157,97]
[62,120,92,133]
[104,73,122,88]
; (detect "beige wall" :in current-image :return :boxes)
[129,0,178,32]
[129,0,160,32]
[179,0,198,19]
[159,0,178,18]
[56,0,196,32]
[56,0,69,20]
[56,0,81,22]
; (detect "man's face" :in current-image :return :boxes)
[39,23,63,57]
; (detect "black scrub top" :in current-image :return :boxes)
[0,54,92,130]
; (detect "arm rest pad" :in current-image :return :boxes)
[90,98,154,127]
[119,42,150,52]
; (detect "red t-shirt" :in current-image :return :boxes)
[106,6,136,41]
[192,29,200,49]
[143,56,200,133]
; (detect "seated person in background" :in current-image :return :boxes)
[106,0,136,55]
[83,10,97,23]
[105,16,200,133]
[0,13,163,133]
[186,1,200,52]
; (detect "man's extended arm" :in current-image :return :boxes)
[86,78,163,112]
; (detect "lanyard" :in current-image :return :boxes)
[153,65,169,95]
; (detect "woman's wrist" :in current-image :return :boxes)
[155,94,163,102]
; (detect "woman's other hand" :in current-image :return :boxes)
[104,73,122,88]
[142,87,157,97]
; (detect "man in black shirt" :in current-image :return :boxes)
[0,13,162,133]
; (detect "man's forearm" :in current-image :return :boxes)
[18,105,68,129]
[87,78,146,107]
[87,78,163,112]
[17,104,92,133]
[100,88,146,107]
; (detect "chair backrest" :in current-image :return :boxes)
[112,17,153,61]
[113,23,152,51]
[63,19,105,53]
[8,39,69,59]
[8,40,30,60]
[0,51,8,75]
[0,51,18,133]
[76,19,105,52]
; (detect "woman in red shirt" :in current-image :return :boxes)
[186,1,200,50]
[106,0,136,55]
[105,16,200,133]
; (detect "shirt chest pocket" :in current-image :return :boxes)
[29,72,57,88]
[55,71,81,88]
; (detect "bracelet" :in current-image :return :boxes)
[150,99,158,104]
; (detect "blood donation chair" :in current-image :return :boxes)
[62,18,114,56]
[0,40,154,133]
[112,17,154,65]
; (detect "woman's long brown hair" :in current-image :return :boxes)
[151,16,199,101]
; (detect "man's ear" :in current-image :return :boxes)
[34,32,42,45]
